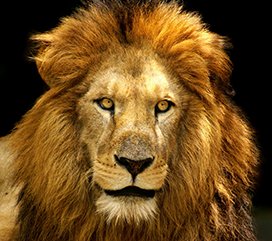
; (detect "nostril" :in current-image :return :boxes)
[114,155,154,179]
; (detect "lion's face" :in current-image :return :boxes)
[78,51,186,223]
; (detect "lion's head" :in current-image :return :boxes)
[4,1,259,241]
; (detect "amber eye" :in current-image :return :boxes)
[96,98,114,112]
[155,100,173,114]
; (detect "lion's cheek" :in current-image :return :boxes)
[136,165,168,190]
[92,161,132,190]
[78,104,114,142]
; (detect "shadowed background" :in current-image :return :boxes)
[0,0,270,240]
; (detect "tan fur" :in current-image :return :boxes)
[0,138,18,241]
[0,1,259,240]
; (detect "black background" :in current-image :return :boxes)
[0,0,271,210]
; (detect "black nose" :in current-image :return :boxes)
[114,155,154,180]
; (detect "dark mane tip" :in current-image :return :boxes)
[82,0,165,14]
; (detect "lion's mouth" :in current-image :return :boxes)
[104,186,156,198]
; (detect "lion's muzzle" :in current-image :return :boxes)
[93,131,167,200]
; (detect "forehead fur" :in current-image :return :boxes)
[88,57,172,101]
[32,0,231,96]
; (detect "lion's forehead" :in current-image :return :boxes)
[92,58,173,100]
[142,61,170,95]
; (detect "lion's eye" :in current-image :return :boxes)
[155,100,173,114]
[96,98,114,112]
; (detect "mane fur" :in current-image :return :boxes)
[6,1,259,240]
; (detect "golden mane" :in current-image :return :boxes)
[2,1,259,241]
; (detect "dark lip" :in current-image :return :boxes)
[104,186,156,198]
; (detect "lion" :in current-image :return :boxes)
[0,0,259,240]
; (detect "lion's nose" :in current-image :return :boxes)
[114,155,154,180]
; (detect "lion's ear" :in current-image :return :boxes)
[205,35,235,96]
[31,33,56,87]
[30,28,91,88]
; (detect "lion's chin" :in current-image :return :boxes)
[95,191,158,224]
